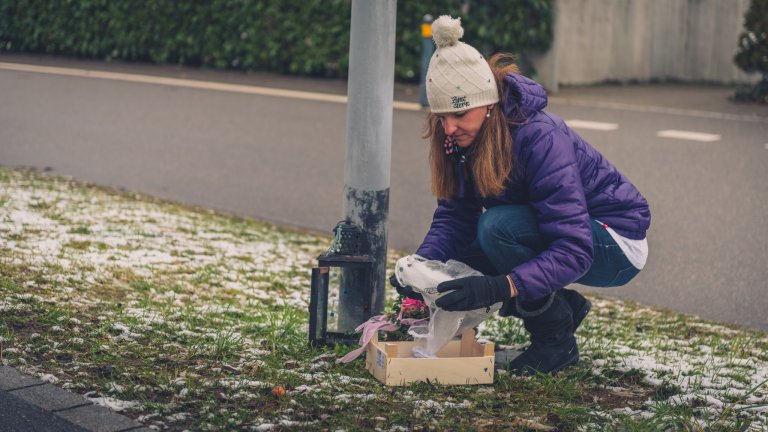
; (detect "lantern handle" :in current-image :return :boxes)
[327,221,345,254]
[323,219,362,256]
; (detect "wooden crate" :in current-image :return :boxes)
[364,329,495,386]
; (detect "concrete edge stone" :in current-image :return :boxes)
[1,366,147,432]
[11,383,92,411]
[0,389,91,432]
[56,404,144,432]
[0,364,46,390]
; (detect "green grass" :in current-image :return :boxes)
[1,166,767,431]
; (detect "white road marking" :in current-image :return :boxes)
[550,96,767,123]
[656,130,721,142]
[564,119,619,131]
[0,62,424,112]
[393,101,422,111]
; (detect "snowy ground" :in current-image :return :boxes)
[1,167,766,431]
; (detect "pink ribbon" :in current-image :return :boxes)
[400,317,429,326]
[335,315,429,363]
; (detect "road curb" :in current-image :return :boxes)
[0,366,150,432]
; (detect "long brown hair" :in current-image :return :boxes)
[423,53,522,200]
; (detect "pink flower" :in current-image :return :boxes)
[401,298,428,315]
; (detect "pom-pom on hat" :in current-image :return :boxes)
[426,15,499,113]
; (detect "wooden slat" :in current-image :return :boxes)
[460,329,475,357]
[385,343,398,359]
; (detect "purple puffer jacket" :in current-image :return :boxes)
[416,73,651,302]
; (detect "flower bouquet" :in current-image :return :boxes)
[382,295,430,341]
[335,295,431,363]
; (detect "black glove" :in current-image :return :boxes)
[389,275,424,302]
[435,275,511,311]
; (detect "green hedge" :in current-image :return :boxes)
[733,0,768,103]
[0,0,552,81]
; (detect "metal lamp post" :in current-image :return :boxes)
[308,0,397,345]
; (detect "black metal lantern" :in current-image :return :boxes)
[309,221,375,346]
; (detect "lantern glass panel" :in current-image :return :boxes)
[326,267,341,333]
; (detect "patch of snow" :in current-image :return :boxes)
[166,412,190,422]
[107,383,125,393]
[39,374,58,383]
[88,396,141,412]
[219,379,268,389]
[334,393,377,403]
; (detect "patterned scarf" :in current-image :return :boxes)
[444,135,458,155]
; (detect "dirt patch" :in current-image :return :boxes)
[585,385,652,410]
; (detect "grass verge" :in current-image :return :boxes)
[1,166,766,431]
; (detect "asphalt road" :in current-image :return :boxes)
[2,55,767,330]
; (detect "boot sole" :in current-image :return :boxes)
[546,352,580,375]
[511,352,580,376]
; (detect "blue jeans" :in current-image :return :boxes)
[460,205,640,288]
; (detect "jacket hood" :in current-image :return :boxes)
[502,73,548,122]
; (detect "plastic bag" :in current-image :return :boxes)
[394,254,501,358]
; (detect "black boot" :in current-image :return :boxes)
[558,288,591,333]
[505,294,579,375]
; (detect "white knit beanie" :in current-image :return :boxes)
[426,15,499,113]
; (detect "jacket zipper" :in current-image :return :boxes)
[457,155,466,198]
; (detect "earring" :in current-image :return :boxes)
[486,110,491,118]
